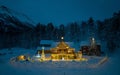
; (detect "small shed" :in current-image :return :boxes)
[80,40,101,56]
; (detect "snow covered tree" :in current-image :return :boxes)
[96,20,105,40]
[81,21,88,40]
[59,24,65,38]
[36,23,46,39]
[87,17,95,37]
[46,22,54,39]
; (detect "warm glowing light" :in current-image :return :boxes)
[62,57,64,61]
[17,55,25,61]
[61,37,64,40]
[12,36,88,62]
[20,55,24,59]
[66,46,69,48]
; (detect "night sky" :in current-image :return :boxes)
[0,0,120,25]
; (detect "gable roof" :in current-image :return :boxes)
[56,41,69,49]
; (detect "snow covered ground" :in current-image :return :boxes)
[0,48,120,75]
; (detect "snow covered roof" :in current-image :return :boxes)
[80,40,101,47]
[80,41,89,46]
[36,46,51,50]
[40,40,54,45]
[52,42,74,47]
[38,41,74,50]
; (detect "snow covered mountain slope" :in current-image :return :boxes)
[0,5,35,25]
[0,5,35,30]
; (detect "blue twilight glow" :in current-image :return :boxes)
[0,0,120,25]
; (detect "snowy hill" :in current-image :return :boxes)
[0,5,35,31]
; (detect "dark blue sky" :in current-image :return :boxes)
[0,0,120,25]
